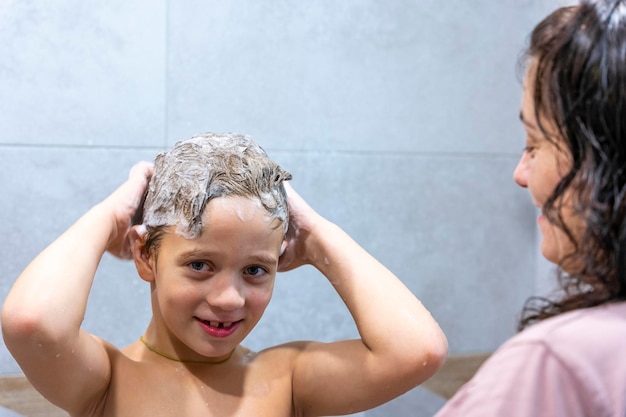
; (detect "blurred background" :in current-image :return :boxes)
[0,0,571,415]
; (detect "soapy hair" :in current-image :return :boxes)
[142,133,291,254]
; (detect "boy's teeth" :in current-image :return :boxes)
[208,321,232,328]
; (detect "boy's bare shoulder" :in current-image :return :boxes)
[92,342,311,417]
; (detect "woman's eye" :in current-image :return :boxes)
[523,145,536,156]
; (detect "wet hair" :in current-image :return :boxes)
[518,0,626,330]
[142,133,292,256]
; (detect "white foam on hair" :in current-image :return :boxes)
[142,133,291,239]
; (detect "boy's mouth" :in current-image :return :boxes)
[195,317,242,338]
[196,318,237,328]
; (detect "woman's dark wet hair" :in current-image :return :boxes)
[519,0,626,330]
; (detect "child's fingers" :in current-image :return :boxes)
[128,161,153,198]
[129,160,154,180]
[125,161,153,224]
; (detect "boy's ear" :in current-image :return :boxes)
[129,225,156,283]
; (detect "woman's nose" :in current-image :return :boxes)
[513,153,529,188]
[206,273,245,311]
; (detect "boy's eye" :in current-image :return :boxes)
[245,266,266,276]
[189,261,207,271]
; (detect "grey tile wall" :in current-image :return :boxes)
[166,0,540,153]
[0,1,167,147]
[0,1,573,415]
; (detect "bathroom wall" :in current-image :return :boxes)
[0,1,571,415]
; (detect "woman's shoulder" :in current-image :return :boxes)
[435,303,626,417]
[514,301,626,342]
[499,300,626,366]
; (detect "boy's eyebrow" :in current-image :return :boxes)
[178,249,279,265]
[247,253,279,266]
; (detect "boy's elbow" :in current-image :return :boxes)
[431,329,449,364]
[403,330,449,386]
[422,334,448,377]
[1,301,60,349]
[2,305,38,342]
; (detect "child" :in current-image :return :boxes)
[2,133,447,417]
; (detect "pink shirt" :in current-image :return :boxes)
[434,302,626,417]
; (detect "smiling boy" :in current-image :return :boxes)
[2,133,447,417]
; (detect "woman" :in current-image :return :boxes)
[436,1,626,415]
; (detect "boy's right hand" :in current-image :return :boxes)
[101,161,153,259]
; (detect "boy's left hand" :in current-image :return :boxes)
[277,182,322,272]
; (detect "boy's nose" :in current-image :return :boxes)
[513,153,529,188]
[206,273,245,311]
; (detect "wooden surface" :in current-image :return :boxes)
[0,354,490,416]
[0,375,67,417]
[421,352,491,400]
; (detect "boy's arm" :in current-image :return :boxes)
[279,183,448,417]
[1,162,152,416]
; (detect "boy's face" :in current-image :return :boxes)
[146,196,285,361]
